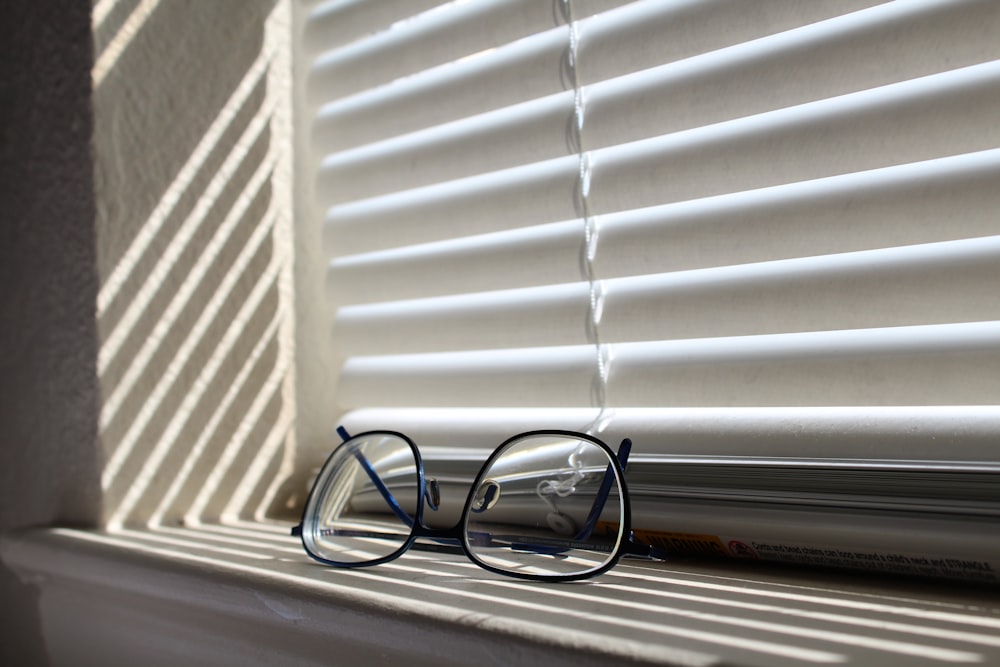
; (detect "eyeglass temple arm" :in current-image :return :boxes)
[338,428,417,528]
[572,438,669,561]
[291,427,425,537]
[336,426,441,512]
[572,438,631,541]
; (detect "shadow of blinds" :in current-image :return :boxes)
[11,525,1000,666]
[92,0,296,529]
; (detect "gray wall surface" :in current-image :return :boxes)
[0,1,103,664]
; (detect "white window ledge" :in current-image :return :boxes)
[3,525,1000,666]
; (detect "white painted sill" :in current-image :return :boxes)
[3,525,1000,667]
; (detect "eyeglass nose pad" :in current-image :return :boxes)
[470,479,501,513]
[424,477,441,511]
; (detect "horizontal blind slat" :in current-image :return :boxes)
[594,149,1000,278]
[307,0,565,104]
[339,406,1000,461]
[337,322,1000,410]
[310,26,569,153]
[302,0,446,56]
[331,235,1000,355]
[599,236,1000,343]
[570,0,635,20]
[607,322,1000,407]
[604,406,1000,461]
[326,149,1000,307]
[582,0,1000,151]
[322,63,1000,255]
[323,155,580,256]
[587,61,1000,215]
[316,91,575,204]
[338,407,606,452]
[574,0,887,84]
[338,345,598,409]
[333,282,590,356]
[313,0,1000,203]
[328,220,582,306]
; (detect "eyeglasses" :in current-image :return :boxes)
[292,428,663,582]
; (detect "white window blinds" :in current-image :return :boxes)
[302,0,1000,477]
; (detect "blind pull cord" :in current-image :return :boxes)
[563,0,611,435]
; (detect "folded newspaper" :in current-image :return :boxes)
[623,455,1000,583]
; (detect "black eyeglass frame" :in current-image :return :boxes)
[292,428,663,582]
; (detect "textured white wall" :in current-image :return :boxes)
[91,0,301,528]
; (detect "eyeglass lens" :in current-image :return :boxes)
[302,433,420,565]
[464,434,625,578]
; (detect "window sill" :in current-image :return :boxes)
[3,525,999,666]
